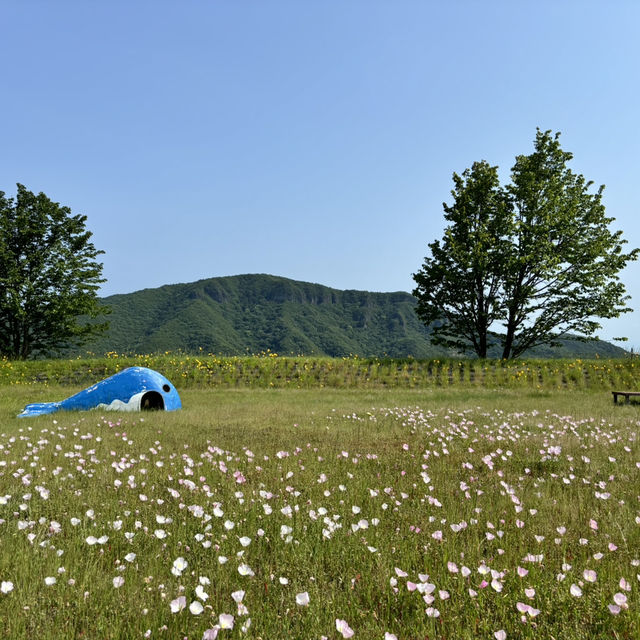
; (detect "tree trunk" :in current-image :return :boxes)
[501,308,517,359]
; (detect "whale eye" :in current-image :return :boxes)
[162,384,170,393]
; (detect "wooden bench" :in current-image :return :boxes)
[612,391,640,404]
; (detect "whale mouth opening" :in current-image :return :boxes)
[141,391,165,411]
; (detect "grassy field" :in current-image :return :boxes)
[2,353,640,390]
[0,358,639,638]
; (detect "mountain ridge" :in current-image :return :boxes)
[79,273,627,358]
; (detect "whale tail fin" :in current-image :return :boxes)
[18,402,61,418]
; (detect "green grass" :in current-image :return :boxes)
[2,354,640,391]
[0,365,639,638]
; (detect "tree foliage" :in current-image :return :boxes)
[0,184,109,359]
[413,130,639,359]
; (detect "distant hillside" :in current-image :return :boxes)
[79,274,627,358]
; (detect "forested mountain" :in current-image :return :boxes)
[79,274,627,358]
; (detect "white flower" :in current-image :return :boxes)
[124,553,136,563]
[195,584,209,601]
[613,592,628,607]
[44,576,57,586]
[189,601,204,615]
[296,591,310,606]
[336,618,355,638]
[113,576,125,588]
[1,581,14,594]
[238,564,254,576]
[172,557,188,576]
[280,524,293,537]
[219,613,234,629]
[170,596,186,613]
[231,590,245,603]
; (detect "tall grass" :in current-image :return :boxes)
[2,354,640,391]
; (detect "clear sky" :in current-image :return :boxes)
[2,1,639,349]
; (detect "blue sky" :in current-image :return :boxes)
[2,1,639,349]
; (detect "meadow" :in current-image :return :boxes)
[0,356,639,638]
[2,353,640,391]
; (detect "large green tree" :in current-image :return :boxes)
[413,130,638,359]
[0,184,109,359]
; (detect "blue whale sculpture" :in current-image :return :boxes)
[18,366,182,418]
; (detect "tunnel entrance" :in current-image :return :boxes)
[141,391,164,411]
